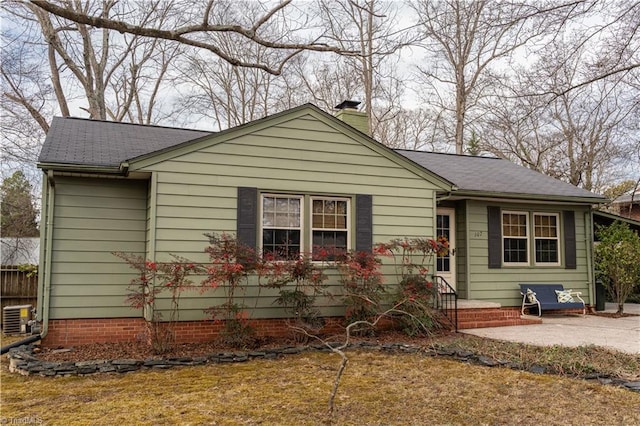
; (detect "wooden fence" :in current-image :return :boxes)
[1,266,37,326]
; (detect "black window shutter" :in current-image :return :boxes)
[237,187,258,249]
[563,210,577,269]
[355,194,373,252]
[487,206,502,269]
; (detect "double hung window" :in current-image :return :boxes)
[261,194,350,260]
[261,195,302,260]
[501,211,561,266]
[502,211,529,264]
[311,197,349,260]
[533,213,559,264]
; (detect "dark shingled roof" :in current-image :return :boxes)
[38,116,605,202]
[396,150,605,200]
[39,117,213,167]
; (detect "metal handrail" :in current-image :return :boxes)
[432,275,458,331]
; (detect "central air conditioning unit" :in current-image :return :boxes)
[2,305,33,334]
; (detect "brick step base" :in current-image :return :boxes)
[456,307,542,330]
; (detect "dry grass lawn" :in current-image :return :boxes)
[2,350,639,425]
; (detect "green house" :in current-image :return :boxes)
[36,103,606,346]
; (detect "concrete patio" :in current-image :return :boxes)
[460,303,640,354]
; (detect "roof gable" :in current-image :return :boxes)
[109,104,454,191]
[397,150,605,203]
[39,106,452,191]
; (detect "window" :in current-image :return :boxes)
[502,211,529,264]
[261,195,302,259]
[311,197,350,260]
[260,194,351,260]
[534,213,559,264]
[489,206,571,269]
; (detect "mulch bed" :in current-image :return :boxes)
[36,331,451,363]
[31,312,639,363]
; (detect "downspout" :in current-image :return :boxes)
[585,209,594,308]
[36,173,48,325]
[40,170,56,338]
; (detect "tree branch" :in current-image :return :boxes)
[29,0,348,75]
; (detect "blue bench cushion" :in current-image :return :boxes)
[519,283,585,315]
[535,301,585,310]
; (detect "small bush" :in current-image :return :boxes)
[595,221,640,314]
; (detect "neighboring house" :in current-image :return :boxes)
[593,210,640,235]
[36,103,606,346]
[611,189,640,221]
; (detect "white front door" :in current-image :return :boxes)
[436,208,456,290]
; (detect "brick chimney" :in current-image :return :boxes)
[334,100,369,135]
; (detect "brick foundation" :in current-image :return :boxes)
[43,317,350,348]
[44,318,148,347]
[43,305,587,346]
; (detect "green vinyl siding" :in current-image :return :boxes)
[465,200,592,306]
[133,113,440,320]
[48,176,148,319]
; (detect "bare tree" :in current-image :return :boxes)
[28,0,350,75]
[374,107,445,151]
[283,56,363,113]
[411,0,589,154]
[1,21,53,168]
[1,0,185,183]
[552,0,640,95]
[315,0,416,141]
[173,2,297,130]
[480,40,637,192]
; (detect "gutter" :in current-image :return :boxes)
[436,188,458,203]
[120,161,130,175]
[449,191,607,205]
[37,162,124,175]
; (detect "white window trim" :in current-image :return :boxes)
[533,212,561,266]
[501,210,530,266]
[309,196,352,256]
[259,193,304,258]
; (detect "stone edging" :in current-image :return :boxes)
[6,342,639,393]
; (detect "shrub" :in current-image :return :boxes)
[114,252,202,354]
[377,237,449,336]
[335,250,384,332]
[268,253,329,338]
[202,233,261,347]
[595,221,640,315]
